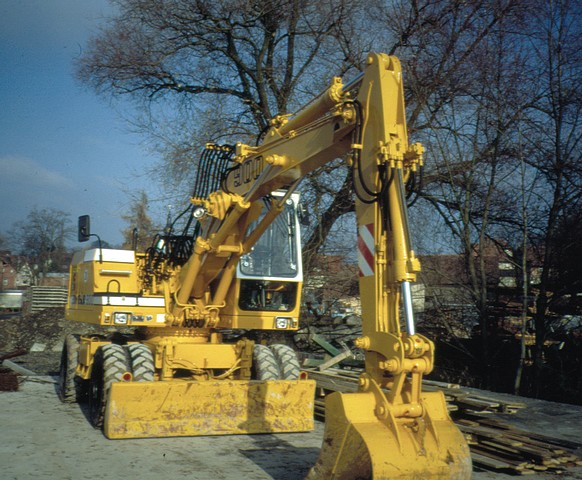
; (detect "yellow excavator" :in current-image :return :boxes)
[61,53,471,478]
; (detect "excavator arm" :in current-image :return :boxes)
[305,54,471,479]
[169,55,409,322]
[168,53,471,478]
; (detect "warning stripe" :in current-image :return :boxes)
[358,223,375,277]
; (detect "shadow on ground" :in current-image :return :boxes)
[240,433,320,479]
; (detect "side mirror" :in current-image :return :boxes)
[78,215,91,242]
[298,204,310,226]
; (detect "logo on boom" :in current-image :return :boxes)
[232,156,265,188]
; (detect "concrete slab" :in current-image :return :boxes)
[1,377,580,479]
[0,377,321,480]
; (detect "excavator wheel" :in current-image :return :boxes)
[126,344,154,381]
[58,334,81,403]
[270,344,300,380]
[89,344,131,428]
[252,344,281,380]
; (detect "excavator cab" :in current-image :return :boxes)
[218,192,304,331]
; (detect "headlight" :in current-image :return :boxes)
[113,312,129,325]
[275,317,291,329]
[193,206,207,219]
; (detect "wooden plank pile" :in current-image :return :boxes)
[305,367,582,476]
[423,382,527,415]
[459,416,582,475]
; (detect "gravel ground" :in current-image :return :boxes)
[0,308,130,375]
[0,378,325,480]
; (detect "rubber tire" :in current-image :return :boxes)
[252,344,281,380]
[58,334,81,403]
[89,344,130,428]
[127,344,155,381]
[270,344,301,380]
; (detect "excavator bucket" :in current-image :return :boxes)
[104,379,316,439]
[306,390,472,480]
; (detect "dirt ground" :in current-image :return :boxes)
[0,307,132,355]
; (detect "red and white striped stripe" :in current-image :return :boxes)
[358,223,375,277]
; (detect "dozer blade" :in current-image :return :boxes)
[306,390,472,480]
[104,379,315,439]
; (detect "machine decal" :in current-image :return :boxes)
[358,223,374,277]
[232,155,265,188]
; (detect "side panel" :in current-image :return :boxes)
[66,248,166,326]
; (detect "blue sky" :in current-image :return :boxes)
[0,0,157,247]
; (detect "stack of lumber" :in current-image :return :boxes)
[424,383,527,415]
[305,367,581,476]
[461,416,582,475]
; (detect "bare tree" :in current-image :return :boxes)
[121,191,159,251]
[416,10,531,379]
[77,0,520,261]
[303,0,522,263]
[78,0,362,140]
[78,0,372,264]
[519,0,582,393]
[411,0,581,395]
[9,208,74,283]
[513,121,536,395]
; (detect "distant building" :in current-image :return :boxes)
[0,250,17,290]
[301,240,579,338]
[0,251,33,289]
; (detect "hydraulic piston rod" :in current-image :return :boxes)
[402,281,415,336]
